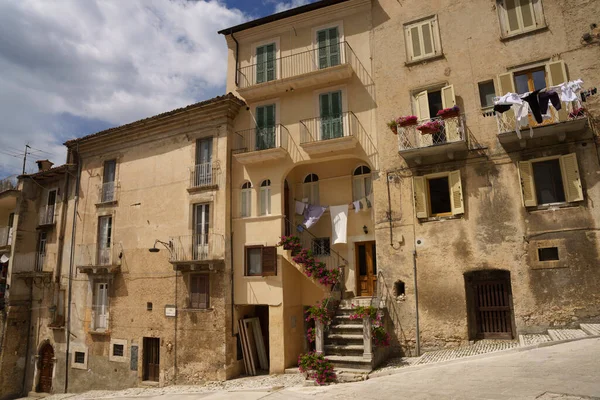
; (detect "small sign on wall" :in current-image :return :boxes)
[165,305,177,317]
[130,345,138,371]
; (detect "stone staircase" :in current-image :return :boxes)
[519,323,600,346]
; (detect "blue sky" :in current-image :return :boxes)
[0,0,315,176]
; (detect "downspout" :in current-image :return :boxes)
[55,152,72,282]
[64,146,81,393]
[231,30,239,87]
[22,280,33,396]
[174,269,178,384]
[229,147,235,337]
[410,178,421,357]
[386,171,393,246]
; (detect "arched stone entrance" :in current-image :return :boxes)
[464,270,515,340]
[37,342,54,393]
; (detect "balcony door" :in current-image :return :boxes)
[256,43,276,84]
[94,282,109,331]
[319,91,343,140]
[102,160,116,202]
[43,189,57,225]
[195,138,213,187]
[97,216,112,265]
[194,203,210,260]
[7,213,14,246]
[36,231,47,272]
[317,27,340,69]
[255,104,276,151]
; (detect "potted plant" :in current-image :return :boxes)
[396,115,418,127]
[416,119,445,135]
[386,119,398,134]
[436,105,460,119]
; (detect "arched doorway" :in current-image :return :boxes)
[37,343,54,393]
[464,270,515,340]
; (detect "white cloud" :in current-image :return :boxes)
[0,0,246,175]
[273,0,312,13]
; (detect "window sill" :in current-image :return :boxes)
[187,185,219,194]
[95,200,118,207]
[184,307,215,313]
[500,25,548,42]
[233,214,284,222]
[244,274,277,279]
[89,330,111,336]
[405,54,445,67]
[527,202,581,213]
[417,214,462,223]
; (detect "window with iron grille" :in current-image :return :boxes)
[311,238,330,256]
[74,352,85,364]
[113,344,124,357]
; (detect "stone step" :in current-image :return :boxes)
[335,369,369,383]
[329,324,363,331]
[547,329,589,341]
[284,367,301,374]
[580,323,600,336]
[326,355,372,371]
[325,344,365,356]
[325,333,363,346]
[332,315,361,325]
[519,334,552,347]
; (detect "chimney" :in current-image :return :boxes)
[36,160,54,172]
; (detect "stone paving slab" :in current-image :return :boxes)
[520,333,553,346]
[414,340,520,365]
[548,329,589,341]
[580,324,600,336]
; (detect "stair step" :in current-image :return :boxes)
[325,344,365,356]
[580,324,600,336]
[519,334,552,347]
[330,324,363,330]
[325,344,364,351]
[326,334,363,340]
[547,329,589,341]
[326,355,372,364]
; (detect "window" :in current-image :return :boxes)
[303,174,320,205]
[404,16,441,62]
[189,274,209,309]
[241,182,252,217]
[194,204,210,259]
[255,105,276,150]
[413,170,464,218]
[93,282,109,331]
[316,27,340,69]
[194,138,213,187]
[256,43,276,84]
[518,153,583,207]
[113,344,124,357]
[36,231,47,271]
[311,238,330,256]
[42,189,57,225]
[413,85,459,144]
[478,81,496,108]
[74,352,85,364]
[102,159,116,202]
[353,165,372,202]
[538,247,559,261]
[260,180,271,216]
[7,213,14,245]
[245,246,277,276]
[319,91,344,140]
[497,0,544,37]
[97,216,112,265]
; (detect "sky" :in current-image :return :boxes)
[0,0,315,177]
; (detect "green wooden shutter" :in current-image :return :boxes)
[256,106,265,150]
[317,30,328,69]
[256,46,266,84]
[328,28,340,67]
[320,93,331,139]
[266,44,276,81]
[261,246,277,276]
[330,91,343,138]
[265,104,276,149]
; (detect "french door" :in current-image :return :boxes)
[195,138,213,187]
[256,104,276,150]
[317,27,340,69]
[194,204,210,260]
[94,282,109,330]
[319,91,343,140]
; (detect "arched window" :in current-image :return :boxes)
[260,179,271,216]
[241,181,252,217]
[303,174,319,205]
[353,165,372,201]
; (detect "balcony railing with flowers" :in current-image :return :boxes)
[189,162,220,189]
[237,42,355,89]
[398,114,465,151]
[169,233,225,263]
[233,125,290,154]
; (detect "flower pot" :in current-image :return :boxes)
[439,110,460,119]
[417,127,440,135]
[399,120,418,127]
[389,125,398,135]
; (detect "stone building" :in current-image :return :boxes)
[370,0,600,351]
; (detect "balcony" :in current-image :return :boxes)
[496,110,589,148]
[0,226,13,250]
[233,125,290,164]
[236,42,355,102]
[76,244,121,274]
[169,233,225,271]
[188,162,220,192]
[97,182,117,205]
[38,205,56,228]
[12,251,53,280]
[300,112,360,156]
[397,115,467,164]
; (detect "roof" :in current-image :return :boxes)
[218,0,352,35]
[64,93,245,147]
[19,164,72,180]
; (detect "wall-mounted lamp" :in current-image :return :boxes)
[149,239,173,254]
[363,225,368,234]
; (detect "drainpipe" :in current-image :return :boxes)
[413,249,420,357]
[174,269,178,384]
[230,30,239,87]
[386,172,394,246]
[229,147,235,337]
[55,152,72,282]
[22,279,33,396]
[64,146,81,393]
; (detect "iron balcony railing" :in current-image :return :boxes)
[495,108,587,135]
[300,111,360,144]
[237,42,355,89]
[398,114,465,151]
[76,243,117,267]
[12,251,48,273]
[189,162,219,189]
[233,124,290,154]
[99,181,116,203]
[0,226,12,247]
[0,175,17,194]
[169,233,225,263]
[39,205,56,226]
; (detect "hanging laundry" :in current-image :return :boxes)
[559,79,584,102]
[303,204,327,229]
[358,198,366,210]
[539,90,561,114]
[352,200,361,214]
[512,102,531,139]
[295,201,306,215]
[495,92,523,106]
[493,104,511,114]
[330,205,348,245]
[522,90,543,123]
[366,193,373,209]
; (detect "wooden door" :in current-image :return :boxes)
[470,278,514,339]
[143,337,160,382]
[356,241,377,297]
[37,343,54,393]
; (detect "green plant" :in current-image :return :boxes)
[349,305,391,347]
[298,352,336,385]
[305,299,332,326]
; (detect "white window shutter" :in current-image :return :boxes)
[546,60,569,120]
[413,176,428,219]
[449,170,464,215]
[415,90,430,121]
[560,153,583,203]
[441,84,456,109]
[518,161,537,207]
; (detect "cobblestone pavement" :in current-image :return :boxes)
[520,334,553,346]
